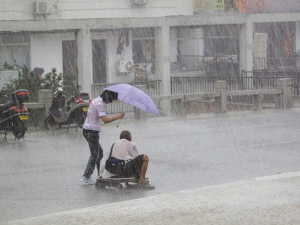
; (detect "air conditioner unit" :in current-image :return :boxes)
[33,1,48,14]
[117,60,134,73]
[132,0,148,6]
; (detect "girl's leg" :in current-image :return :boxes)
[83,130,100,178]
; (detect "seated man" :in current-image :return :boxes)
[100,130,152,186]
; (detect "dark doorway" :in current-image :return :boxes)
[92,39,107,84]
[62,40,76,85]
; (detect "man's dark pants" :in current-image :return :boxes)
[123,154,144,179]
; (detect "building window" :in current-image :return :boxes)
[132,28,155,64]
[0,33,30,69]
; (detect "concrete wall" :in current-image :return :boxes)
[0,0,193,21]
[106,32,133,84]
[31,32,75,74]
[0,70,19,90]
[30,30,135,83]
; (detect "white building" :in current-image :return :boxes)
[1,0,300,113]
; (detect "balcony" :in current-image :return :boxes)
[254,57,300,71]
[173,55,239,77]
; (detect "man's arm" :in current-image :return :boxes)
[129,144,139,158]
[101,112,125,123]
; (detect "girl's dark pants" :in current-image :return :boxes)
[83,129,103,178]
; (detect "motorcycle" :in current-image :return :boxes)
[44,90,90,131]
[0,89,30,140]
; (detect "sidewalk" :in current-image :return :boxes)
[4,171,300,225]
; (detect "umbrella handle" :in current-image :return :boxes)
[116,118,123,128]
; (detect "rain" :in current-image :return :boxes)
[1,0,300,223]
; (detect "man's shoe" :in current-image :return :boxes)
[80,176,95,185]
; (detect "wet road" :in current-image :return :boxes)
[1,109,300,222]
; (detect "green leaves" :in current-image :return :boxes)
[2,67,79,101]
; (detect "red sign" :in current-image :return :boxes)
[235,0,247,13]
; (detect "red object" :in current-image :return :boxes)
[17,91,29,96]
[248,0,268,12]
[235,0,247,13]
[9,105,28,113]
[284,28,292,58]
[120,34,125,44]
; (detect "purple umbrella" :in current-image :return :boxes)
[104,83,160,115]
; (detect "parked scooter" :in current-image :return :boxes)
[44,89,90,131]
[0,89,30,140]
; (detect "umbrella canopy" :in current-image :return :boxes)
[104,83,160,115]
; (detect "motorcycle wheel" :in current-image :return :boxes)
[44,116,59,131]
[11,117,25,139]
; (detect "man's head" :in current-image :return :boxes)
[120,130,132,142]
[100,90,118,104]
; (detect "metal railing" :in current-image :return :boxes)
[242,70,300,95]
[171,71,300,95]
[254,57,300,71]
[171,74,296,104]
[171,76,256,94]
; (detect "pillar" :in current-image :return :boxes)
[239,21,254,72]
[134,85,147,120]
[156,23,171,115]
[76,29,93,96]
[38,89,52,127]
[239,21,254,87]
[253,94,262,111]
[38,89,52,116]
[215,80,227,113]
[277,78,293,109]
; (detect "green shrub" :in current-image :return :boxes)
[2,67,78,101]
[3,66,43,101]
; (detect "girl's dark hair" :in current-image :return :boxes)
[120,130,132,141]
[100,90,118,103]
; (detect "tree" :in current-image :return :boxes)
[3,66,43,101]
[41,68,63,95]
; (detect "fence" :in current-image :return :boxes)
[171,76,252,94]
[254,57,300,71]
[242,70,300,95]
[171,71,300,95]
[171,74,297,105]
[152,79,291,117]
